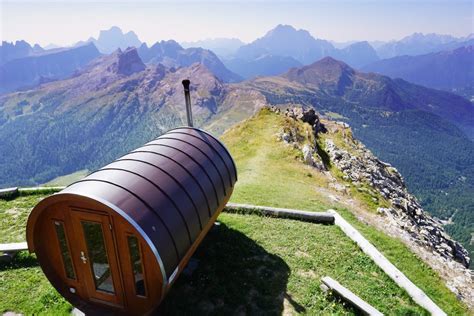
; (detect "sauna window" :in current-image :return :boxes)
[82,221,115,294]
[127,235,146,297]
[53,221,76,280]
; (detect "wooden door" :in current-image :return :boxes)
[70,209,124,308]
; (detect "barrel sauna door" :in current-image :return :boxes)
[69,210,124,308]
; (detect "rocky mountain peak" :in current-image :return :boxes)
[97,26,140,44]
[0,40,35,64]
[236,24,335,65]
[89,26,142,54]
[401,32,457,44]
[108,47,145,75]
[268,24,304,36]
[159,40,183,58]
[98,26,122,37]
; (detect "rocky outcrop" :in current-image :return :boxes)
[111,47,145,75]
[283,107,327,135]
[324,138,470,268]
[272,106,473,306]
[272,106,327,171]
[273,105,470,268]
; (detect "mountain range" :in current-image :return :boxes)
[0,27,241,94]
[2,25,473,94]
[0,40,44,65]
[137,40,241,82]
[220,25,474,80]
[376,32,474,59]
[76,27,241,83]
[1,47,473,264]
[363,45,474,99]
[0,43,101,94]
[223,24,381,78]
[0,47,254,187]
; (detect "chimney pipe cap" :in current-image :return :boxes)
[182,79,190,90]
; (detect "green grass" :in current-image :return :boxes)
[0,193,48,243]
[163,213,426,315]
[0,108,469,315]
[0,252,71,315]
[226,109,333,211]
[333,208,469,315]
[0,192,72,314]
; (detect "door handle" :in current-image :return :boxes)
[80,251,88,264]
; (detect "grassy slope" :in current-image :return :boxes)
[0,109,468,315]
[221,108,468,315]
[163,213,424,315]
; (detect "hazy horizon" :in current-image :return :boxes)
[1,0,472,47]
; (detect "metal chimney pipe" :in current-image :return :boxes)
[182,79,193,127]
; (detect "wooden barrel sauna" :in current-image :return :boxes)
[26,127,237,315]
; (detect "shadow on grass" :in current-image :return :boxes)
[0,251,39,271]
[158,222,300,315]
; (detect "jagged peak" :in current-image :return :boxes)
[145,40,183,54]
[160,39,183,49]
[115,47,145,75]
[0,40,31,48]
[400,32,457,43]
[89,47,145,76]
[99,26,124,36]
[270,24,297,32]
[265,24,313,39]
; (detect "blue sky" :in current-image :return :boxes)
[1,0,473,46]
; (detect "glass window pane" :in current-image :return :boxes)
[127,235,146,297]
[54,221,76,280]
[81,221,115,294]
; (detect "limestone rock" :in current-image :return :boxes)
[302,145,313,165]
[324,138,471,268]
